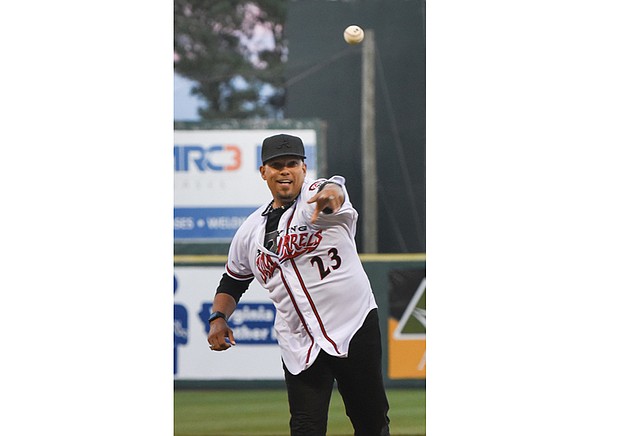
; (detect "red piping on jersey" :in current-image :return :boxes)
[277,266,315,365]
[226,264,254,280]
[290,258,341,354]
[283,199,340,354]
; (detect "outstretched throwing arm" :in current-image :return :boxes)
[307,183,345,224]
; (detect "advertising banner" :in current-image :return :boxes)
[174,257,426,384]
[174,266,284,380]
[174,129,317,242]
[388,268,426,379]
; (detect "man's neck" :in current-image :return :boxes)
[273,199,294,209]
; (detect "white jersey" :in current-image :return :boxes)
[225,176,378,375]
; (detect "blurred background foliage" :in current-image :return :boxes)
[174,0,288,119]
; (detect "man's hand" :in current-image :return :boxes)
[207,318,236,351]
[307,184,344,224]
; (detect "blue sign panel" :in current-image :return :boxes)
[199,303,278,345]
[174,207,256,241]
[173,274,188,375]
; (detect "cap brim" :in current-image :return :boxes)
[262,153,306,164]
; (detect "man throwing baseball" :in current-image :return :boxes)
[207,133,390,436]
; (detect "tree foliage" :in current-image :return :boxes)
[174,0,288,119]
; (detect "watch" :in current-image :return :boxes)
[208,311,227,323]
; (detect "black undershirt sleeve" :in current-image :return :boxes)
[216,273,253,304]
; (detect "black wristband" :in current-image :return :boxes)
[208,311,227,323]
[318,180,341,192]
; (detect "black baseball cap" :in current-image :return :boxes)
[261,134,306,164]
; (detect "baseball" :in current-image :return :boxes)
[343,25,364,45]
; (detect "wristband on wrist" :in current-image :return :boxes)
[318,180,341,192]
[208,311,227,323]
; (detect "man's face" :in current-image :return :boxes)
[260,156,307,207]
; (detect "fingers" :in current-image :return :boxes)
[208,336,235,351]
[207,325,236,351]
[322,195,336,214]
[209,340,233,351]
[307,192,342,224]
[307,192,320,205]
[227,330,236,347]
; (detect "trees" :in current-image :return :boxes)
[174,0,288,119]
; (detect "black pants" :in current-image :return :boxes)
[283,309,390,436]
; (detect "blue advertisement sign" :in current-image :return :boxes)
[174,207,256,241]
[199,303,278,345]
[173,275,189,375]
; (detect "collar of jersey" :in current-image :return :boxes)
[261,197,298,216]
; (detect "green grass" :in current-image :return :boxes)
[174,388,425,435]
